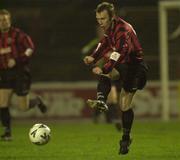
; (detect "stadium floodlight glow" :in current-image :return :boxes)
[159,0,180,121]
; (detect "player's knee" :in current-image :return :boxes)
[120,100,133,111]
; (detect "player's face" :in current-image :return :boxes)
[0,14,11,32]
[96,10,112,31]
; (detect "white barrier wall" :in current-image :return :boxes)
[10,81,180,118]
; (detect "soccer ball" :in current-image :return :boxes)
[29,123,51,145]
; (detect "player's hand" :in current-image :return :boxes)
[92,66,103,75]
[83,56,94,65]
[7,58,16,68]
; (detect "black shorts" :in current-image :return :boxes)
[111,79,122,92]
[115,61,148,92]
[0,66,31,96]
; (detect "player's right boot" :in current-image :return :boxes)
[1,132,12,141]
[119,138,132,155]
[37,96,47,113]
[87,99,108,112]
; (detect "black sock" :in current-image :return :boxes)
[29,97,40,109]
[122,109,134,140]
[97,75,111,102]
[0,107,11,134]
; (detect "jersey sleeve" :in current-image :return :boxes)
[17,31,35,62]
[90,37,111,64]
[130,31,143,61]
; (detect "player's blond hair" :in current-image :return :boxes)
[95,2,115,18]
[0,9,11,18]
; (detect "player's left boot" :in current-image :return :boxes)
[119,138,132,155]
[87,99,108,112]
[37,96,47,113]
[1,132,12,141]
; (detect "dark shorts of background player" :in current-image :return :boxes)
[0,66,31,96]
[111,79,122,92]
[115,61,148,92]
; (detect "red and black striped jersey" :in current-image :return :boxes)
[0,27,34,69]
[91,17,143,74]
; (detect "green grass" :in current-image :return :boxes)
[0,120,180,160]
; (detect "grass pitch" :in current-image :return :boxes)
[0,120,180,160]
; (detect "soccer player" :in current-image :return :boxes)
[0,9,47,141]
[83,2,148,154]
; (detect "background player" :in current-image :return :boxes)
[0,9,47,141]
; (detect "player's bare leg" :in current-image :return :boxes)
[118,89,135,154]
[17,95,47,113]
